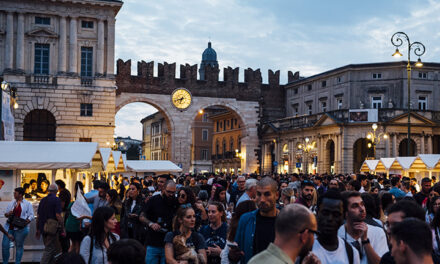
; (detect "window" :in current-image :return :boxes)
[79,138,92,142]
[293,88,298,95]
[202,129,208,141]
[371,96,382,109]
[419,72,428,79]
[23,110,56,141]
[294,106,298,116]
[81,47,93,77]
[307,104,312,115]
[230,138,234,151]
[81,21,94,29]
[337,76,342,83]
[337,99,343,110]
[372,73,382,79]
[80,103,93,116]
[152,123,161,136]
[321,81,327,87]
[201,149,209,160]
[321,101,327,112]
[35,16,50,25]
[216,122,219,132]
[34,44,50,75]
[418,96,427,110]
[307,84,312,91]
[202,113,208,122]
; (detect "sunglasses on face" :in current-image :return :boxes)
[300,228,320,236]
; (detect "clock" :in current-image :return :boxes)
[171,88,192,110]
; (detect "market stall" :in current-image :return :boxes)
[125,160,182,175]
[0,141,104,262]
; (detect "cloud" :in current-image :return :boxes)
[114,0,440,138]
[115,103,158,140]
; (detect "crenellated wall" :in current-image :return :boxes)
[116,59,286,122]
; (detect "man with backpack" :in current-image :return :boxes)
[312,189,360,264]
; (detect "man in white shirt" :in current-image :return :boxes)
[338,191,388,264]
[313,189,360,264]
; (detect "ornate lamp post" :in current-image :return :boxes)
[391,32,425,155]
[297,137,315,174]
[366,123,388,158]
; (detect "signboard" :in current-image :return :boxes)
[273,161,278,166]
[178,163,183,168]
[1,90,15,141]
[296,162,301,168]
[349,109,378,123]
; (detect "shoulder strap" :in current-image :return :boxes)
[344,239,354,264]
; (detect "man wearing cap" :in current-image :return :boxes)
[36,183,64,264]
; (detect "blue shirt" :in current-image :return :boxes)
[200,222,228,249]
[389,186,406,198]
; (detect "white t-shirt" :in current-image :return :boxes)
[312,236,360,264]
[337,224,389,264]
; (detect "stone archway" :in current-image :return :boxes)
[116,92,259,173]
[353,138,374,172]
[399,138,417,156]
[325,139,335,174]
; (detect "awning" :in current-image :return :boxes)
[0,141,102,170]
[375,158,396,172]
[360,160,379,172]
[126,160,182,173]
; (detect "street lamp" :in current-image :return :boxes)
[391,32,425,155]
[366,123,388,158]
[297,137,316,174]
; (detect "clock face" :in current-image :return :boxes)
[171,88,192,110]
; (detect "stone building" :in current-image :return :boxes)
[211,109,243,174]
[190,110,214,173]
[0,0,122,145]
[140,111,170,160]
[262,61,440,175]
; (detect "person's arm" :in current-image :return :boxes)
[79,236,91,264]
[197,248,207,264]
[164,242,179,264]
[0,224,13,241]
[357,222,381,264]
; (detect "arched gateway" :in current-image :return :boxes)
[115,59,285,174]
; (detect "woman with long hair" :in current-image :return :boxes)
[431,199,440,258]
[220,200,256,264]
[164,207,207,264]
[120,183,144,242]
[200,202,228,264]
[178,187,208,230]
[79,207,119,264]
[106,189,122,235]
[65,181,85,253]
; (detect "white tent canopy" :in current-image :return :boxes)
[0,141,101,169]
[126,160,182,173]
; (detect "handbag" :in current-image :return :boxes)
[43,218,59,236]
[7,216,27,229]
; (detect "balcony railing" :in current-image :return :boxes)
[81,77,93,87]
[268,108,440,130]
[211,151,240,161]
[33,75,50,84]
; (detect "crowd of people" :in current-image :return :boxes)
[1,172,440,264]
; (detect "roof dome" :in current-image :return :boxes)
[202,42,217,62]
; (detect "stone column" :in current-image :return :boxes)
[392,134,397,157]
[5,12,14,69]
[421,135,425,154]
[385,135,390,157]
[428,135,433,154]
[334,135,339,173]
[69,16,78,74]
[58,16,67,73]
[16,12,25,71]
[106,17,116,75]
[96,18,105,75]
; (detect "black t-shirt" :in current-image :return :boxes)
[143,194,178,247]
[414,192,428,205]
[253,212,276,255]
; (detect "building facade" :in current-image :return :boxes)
[190,111,213,173]
[141,111,170,160]
[0,0,122,145]
[262,62,440,174]
[211,109,243,174]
